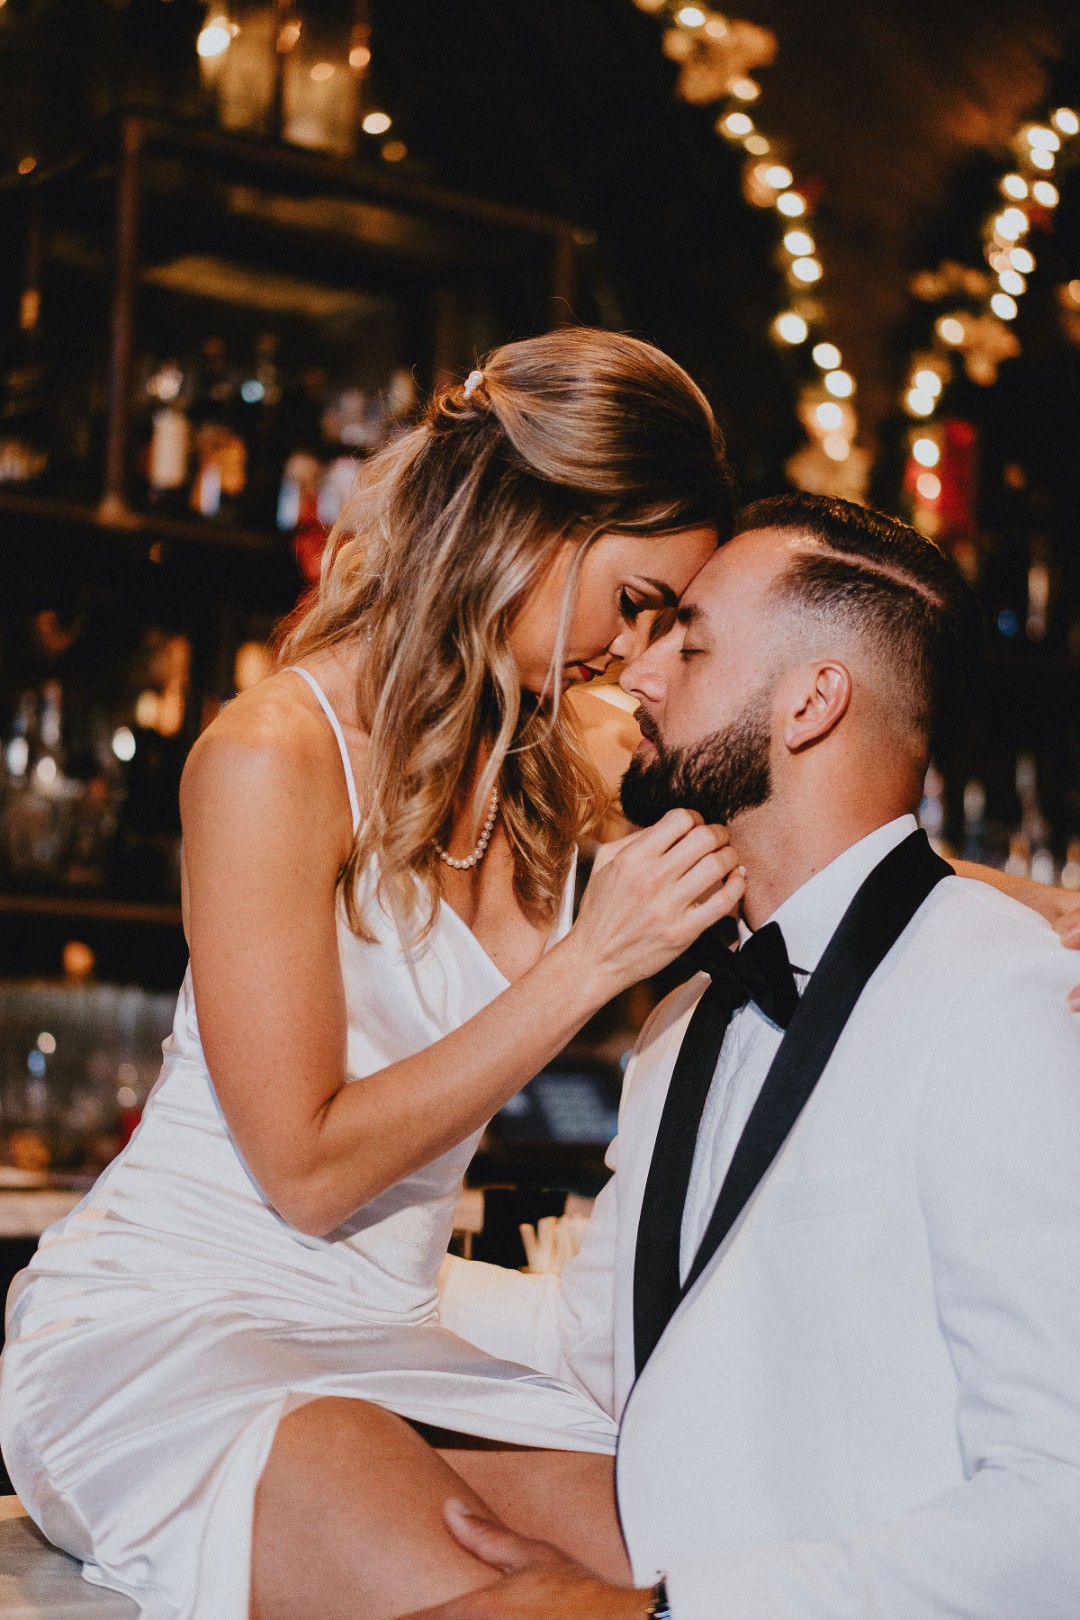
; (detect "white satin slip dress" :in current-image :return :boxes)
[0,665,616,1620]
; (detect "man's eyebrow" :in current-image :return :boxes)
[676,601,704,626]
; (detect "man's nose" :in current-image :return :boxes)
[620,641,665,704]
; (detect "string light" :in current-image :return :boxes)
[815,401,844,430]
[774,312,809,344]
[633,1,861,493]
[763,163,793,188]
[896,98,1079,526]
[824,369,855,398]
[196,15,236,57]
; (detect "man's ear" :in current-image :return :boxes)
[780,661,852,753]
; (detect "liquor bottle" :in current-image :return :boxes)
[189,336,248,522]
[917,762,947,854]
[1,683,71,884]
[276,364,329,578]
[0,281,50,487]
[238,331,283,530]
[144,358,192,514]
[960,779,987,864]
[1014,751,1054,882]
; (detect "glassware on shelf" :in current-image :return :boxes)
[0,979,175,1177]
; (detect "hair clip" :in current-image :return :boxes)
[463,369,483,401]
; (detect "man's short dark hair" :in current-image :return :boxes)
[736,493,982,754]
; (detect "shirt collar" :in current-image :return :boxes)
[738,815,919,975]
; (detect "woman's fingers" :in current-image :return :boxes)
[611,814,730,884]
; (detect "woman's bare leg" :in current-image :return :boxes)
[250,1398,627,1620]
[433,1442,629,1584]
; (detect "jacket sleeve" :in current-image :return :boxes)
[438,1135,620,1414]
[665,950,1080,1620]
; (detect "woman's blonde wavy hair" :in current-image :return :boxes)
[275,326,734,942]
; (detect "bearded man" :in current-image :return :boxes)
[435,493,1080,1620]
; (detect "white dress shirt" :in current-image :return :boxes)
[680,814,917,1274]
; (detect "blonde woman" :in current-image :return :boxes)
[0,330,743,1620]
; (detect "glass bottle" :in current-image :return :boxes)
[0,282,50,487]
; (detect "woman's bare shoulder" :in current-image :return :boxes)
[565,686,641,787]
[181,672,342,820]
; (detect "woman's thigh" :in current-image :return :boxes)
[251,1397,626,1620]
[433,1440,628,1584]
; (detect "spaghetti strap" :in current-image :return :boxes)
[284,665,361,832]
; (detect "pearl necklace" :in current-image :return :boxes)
[435,786,500,870]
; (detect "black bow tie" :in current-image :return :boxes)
[685,919,801,1029]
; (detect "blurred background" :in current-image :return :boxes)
[1,0,1079,1270]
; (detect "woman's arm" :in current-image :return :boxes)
[951,858,1080,928]
[953,860,1080,1010]
[181,710,743,1238]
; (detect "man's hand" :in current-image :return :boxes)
[406,1501,653,1620]
[1054,895,1080,1011]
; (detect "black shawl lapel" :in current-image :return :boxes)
[634,829,952,1376]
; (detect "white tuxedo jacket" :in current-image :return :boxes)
[440,869,1080,1620]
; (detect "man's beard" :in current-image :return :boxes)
[620,692,774,828]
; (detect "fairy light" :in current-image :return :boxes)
[994,207,1029,241]
[824,369,854,398]
[196,16,235,57]
[936,315,966,344]
[362,111,392,135]
[774,312,808,344]
[896,93,1079,524]
[906,388,936,418]
[634,1,861,490]
[721,111,754,138]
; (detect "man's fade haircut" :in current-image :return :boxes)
[735,493,982,758]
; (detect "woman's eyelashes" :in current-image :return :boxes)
[618,590,679,644]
